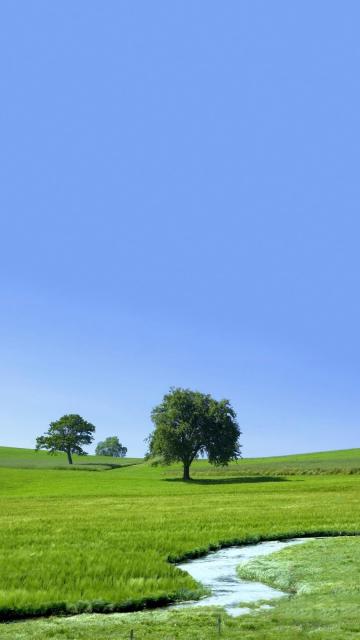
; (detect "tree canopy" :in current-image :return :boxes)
[35,414,96,464]
[95,436,127,457]
[148,387,241,480]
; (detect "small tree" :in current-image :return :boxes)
[36,414,96,464]
[95,436,127,457]
[148,388,241,480]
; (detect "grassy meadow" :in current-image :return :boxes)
[0,446,359,638]
[0,446,141,470]
[3,537,360,639]
[164,447,360,477]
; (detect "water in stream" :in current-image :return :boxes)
[175,537,312,617]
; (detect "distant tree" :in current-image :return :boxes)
[95,436,127,458]
[35,414,96,465]
[148,388,241,480]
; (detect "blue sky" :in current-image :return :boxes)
[1,1,359,457]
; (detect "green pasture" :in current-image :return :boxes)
[4,537,359,639]
[185,447,360,476]
[0,446,141,470]
[0,444,358,474]
[0,446,359,638]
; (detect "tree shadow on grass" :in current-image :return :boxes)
[164,476,288,485]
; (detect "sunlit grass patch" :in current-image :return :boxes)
[0,446,359,633]
[237,536,360,596]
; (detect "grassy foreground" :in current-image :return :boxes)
[0,447,359,635]
[3,537,359,639]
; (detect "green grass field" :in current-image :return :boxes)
[1,444,358,474]
[163,447,360,477]
[0,446,141,470]
[3,537,359,639]
[0,446,359,638]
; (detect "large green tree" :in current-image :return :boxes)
[35,414,96,464]
[95,436,127,457]
[148,388,241,480]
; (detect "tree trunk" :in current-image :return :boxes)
[67,449,73,465]
[183,461,191,481]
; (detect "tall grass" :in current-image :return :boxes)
[0,446,359,620]
[1,538,360,639]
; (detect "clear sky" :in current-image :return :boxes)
[1,1,359,457]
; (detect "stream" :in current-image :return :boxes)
[174,537,313,616]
